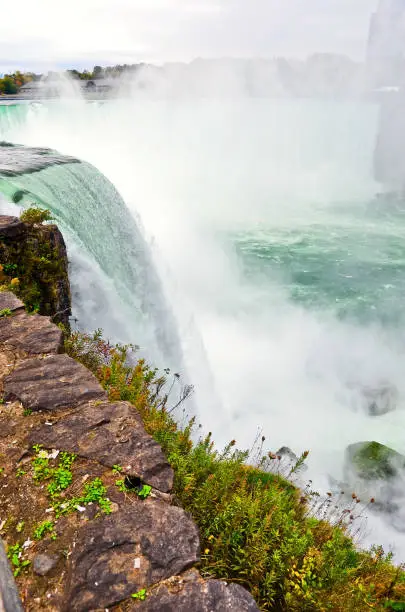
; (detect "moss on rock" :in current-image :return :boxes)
[346,441,405,481]
[0,211,71,327]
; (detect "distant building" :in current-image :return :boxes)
[80,78,119,95]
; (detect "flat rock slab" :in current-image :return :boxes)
[64,502,200,612]
[0,291,24,312]
[0,311,63,355]
[134,578,260,611]
[4,354,106,411]
[29,401,174,492]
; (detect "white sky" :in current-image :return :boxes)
[0,0,378,72]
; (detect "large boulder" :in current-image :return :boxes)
[345,441,405,515]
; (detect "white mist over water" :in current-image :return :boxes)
[3,95,405,557]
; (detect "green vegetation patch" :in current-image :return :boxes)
[65,331,405,611]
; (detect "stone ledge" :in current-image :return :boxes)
[28,401,174,493]
[0,310,63,355]
[4,354,107,411]
[0,291,24,313]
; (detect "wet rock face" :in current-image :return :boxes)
[4,354,106,410]
[29,401,174,492]
[63,503,200,612]
[134,577,260,612]
[0,215,71,327]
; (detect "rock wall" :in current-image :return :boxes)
[0,215,71,328]
[0,217,259,611]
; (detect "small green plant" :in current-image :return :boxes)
[15,522,24,533]
[15,468,26,478]
[115,478,127,493]
[23,408,32,417]
[20,206,53,225]
[47,452,75,498]
[131,589,147,601]
[31,445,52,481]
[112,464,123,474]
[7,543,31,577]
[137,484,152,499]
[33,520,56,541]
[0,308,12,318]
[2,263,18,276]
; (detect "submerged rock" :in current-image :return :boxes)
[363,385,398,416]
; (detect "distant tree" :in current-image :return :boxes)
[93,65,103,79]
[0,77,17,95]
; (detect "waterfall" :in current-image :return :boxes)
[0,141,183,371]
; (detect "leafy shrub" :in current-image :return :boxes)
[20,206,53,225]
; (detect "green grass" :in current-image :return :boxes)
[64,330,405,611]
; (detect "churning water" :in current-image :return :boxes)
[1,96,405,556]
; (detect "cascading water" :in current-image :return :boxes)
[2,96,405,557]
[0,139,185,373]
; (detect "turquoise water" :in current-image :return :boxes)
[234,200,405,326]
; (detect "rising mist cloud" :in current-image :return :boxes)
[0,0,377,72]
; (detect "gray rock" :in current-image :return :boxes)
[134,577,260,611]
[0,311,63,354]
[29,401,174,493]
[363,385,398,416]
[4,354,106,411]
[33,553,59,576]
[276,446,298,463]
[63,502,200,612]
[344,441,405,514]
[0,291,24,313]
[0,216,25,238]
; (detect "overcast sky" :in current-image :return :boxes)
[0,0,378,72]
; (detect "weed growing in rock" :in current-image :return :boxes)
[33,520,56,541]
[131,589,147,601]
[0,308,12,317]
[65,331,405,611]
[30,446,111,517]
[137,484,152,499]
[7,542,31,577]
